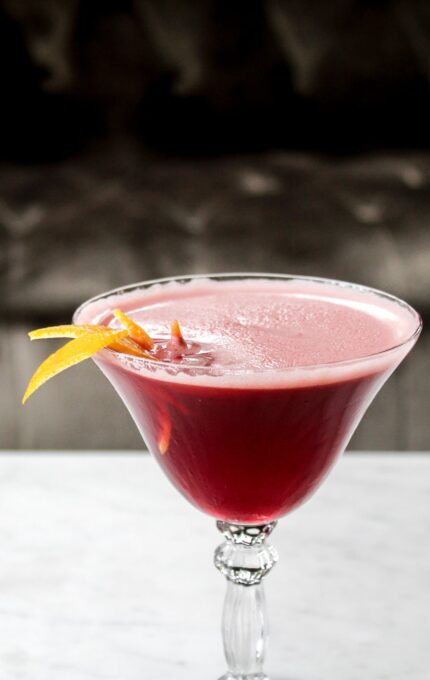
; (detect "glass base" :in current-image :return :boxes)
[218,674,269,680]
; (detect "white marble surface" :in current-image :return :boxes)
[0,452,428,680]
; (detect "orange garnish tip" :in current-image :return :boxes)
[113,308,154,350]
[170,319,186,345]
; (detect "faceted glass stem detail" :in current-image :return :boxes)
[214,521,278,680]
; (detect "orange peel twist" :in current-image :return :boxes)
[113,309,153,350]
[22,313,159,403]
[22,329,129,404]
[22,311,188,461]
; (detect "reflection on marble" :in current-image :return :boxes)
[0,452,428,680]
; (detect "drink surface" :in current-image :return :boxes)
[77,277,418,523]
[79,278,415,380]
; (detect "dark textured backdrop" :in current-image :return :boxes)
[1,0,429,449]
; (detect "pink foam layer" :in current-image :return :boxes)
[76,277,419,387]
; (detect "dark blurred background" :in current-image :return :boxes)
[1,0,429,450]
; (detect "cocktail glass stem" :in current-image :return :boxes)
[214,521,278,680]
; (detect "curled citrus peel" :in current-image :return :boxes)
[22,329,129,404]
[28,325,151,358]
[113,309,153,350]
[170,319,186,345]
[22,313,158,404]
[168,319,188,355]
[22,313,188,458]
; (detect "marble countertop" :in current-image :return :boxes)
[0,452,428,680]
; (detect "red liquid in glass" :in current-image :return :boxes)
[79,279,416,523]
[97,361,388,523]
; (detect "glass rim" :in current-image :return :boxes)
[73,272,423,374]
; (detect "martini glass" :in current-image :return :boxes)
[74,274,421,680]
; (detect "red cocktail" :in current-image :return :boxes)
[75,276,418,523]
[73,274,421,680]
